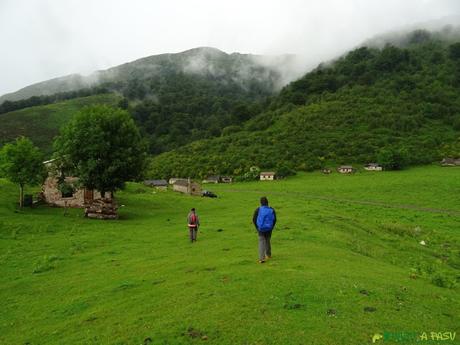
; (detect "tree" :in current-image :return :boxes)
[374,45,410,72]
[0,137,45,207]
[448,42,460,60]
[377,147,409,170]
[408,29,431,45]
[275,164,296,178]
[54,105,147,197]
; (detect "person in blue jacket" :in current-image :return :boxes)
[252,196,277,263]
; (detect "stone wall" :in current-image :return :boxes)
[42,176,85,208]
[172,182,202,196]
[42,176,108,208]
[173,184,188,194]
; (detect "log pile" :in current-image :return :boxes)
[84,198,118,219]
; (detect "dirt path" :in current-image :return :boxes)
[222,189,460,217]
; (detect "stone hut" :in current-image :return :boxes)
[441,158,460,166]
[169,177,186,185]
[173,179,202,196]
[42,176,108,208]
[202,175,233,184]
[221,176,233,183]
[202,176,220,184]
[144,179,168,190]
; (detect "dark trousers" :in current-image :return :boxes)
[189,227,198,242]
[258,230,272,260]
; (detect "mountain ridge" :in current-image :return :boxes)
[0,47,304,103]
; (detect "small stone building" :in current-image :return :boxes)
[173,179,202,196]
[337,165,354,174]
[202,175,233,184]
[42,176,108,208]
[221,176,233,183]
[202,176,220,184]
[441,158,460,166]
[364,163,383,171]
[260,172,276,181]
[144,179,168,190]
[169,177,186,185]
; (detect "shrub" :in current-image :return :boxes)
[276,164,296,178]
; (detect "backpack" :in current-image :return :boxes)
[256,206,275,232]
[189,213,197,226]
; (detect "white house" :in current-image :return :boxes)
[364,163,383,171]
[337,165,354,174]
[260,172,276,181]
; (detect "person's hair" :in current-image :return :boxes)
[191,208,195,211]
[260,197,268,206]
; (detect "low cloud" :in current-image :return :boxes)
[0,0,459,96]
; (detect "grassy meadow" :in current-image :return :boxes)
[0,165,459,345]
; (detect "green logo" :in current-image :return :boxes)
[372,331,456,343]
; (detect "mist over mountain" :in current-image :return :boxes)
[0,47,305,103]
[363,17,460,48]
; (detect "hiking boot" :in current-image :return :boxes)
[258,260,265,264]
[265,255,272,260]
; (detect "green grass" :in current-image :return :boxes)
[0,165,459,344]
[0,94,120,154]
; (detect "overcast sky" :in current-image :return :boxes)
[0,0,459,96]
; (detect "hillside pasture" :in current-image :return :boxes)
[0,165,458,344]
[0,94,120,154]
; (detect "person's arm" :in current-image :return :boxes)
[252,207,259,230]
[272,208,277,228]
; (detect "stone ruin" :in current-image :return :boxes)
[84,198,119,220]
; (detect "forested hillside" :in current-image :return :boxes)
[2,30,459,175]
[149,31,460,178]
[0,47,300,155]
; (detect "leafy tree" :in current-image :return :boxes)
[448,42,460,60]
[236,166,260,181]
[408,29,432,45]
[377,147,409,170]
[54,105,147,197]
[221,125,242,136]
[276,164,296,178]
[118,97,129,110]
[0,137,45,207]
[374,45,410,72]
